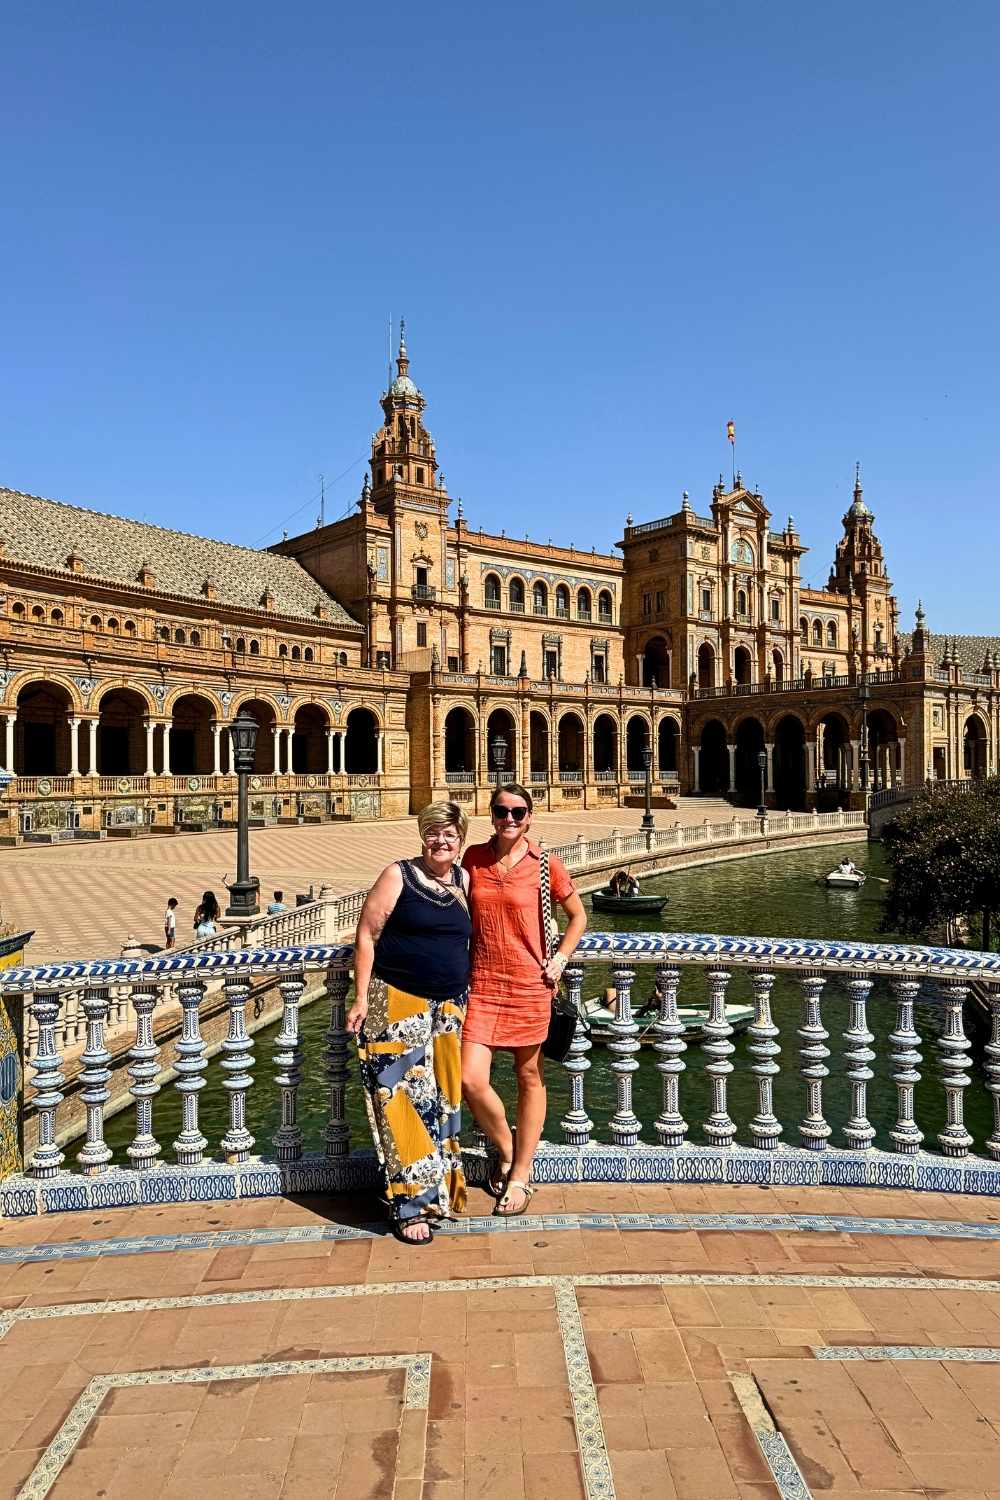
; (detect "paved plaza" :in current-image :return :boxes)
[2,1181,1000,1498]
[0,801,735,964]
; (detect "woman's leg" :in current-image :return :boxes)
[461,1040,514,1163]
[430,996,467,1217]
[499,1044,546,1214]
[359,984,436,1243]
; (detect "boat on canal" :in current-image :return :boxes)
[824,860,866,889]
[579,991,754,1044]
[590,887,668,916]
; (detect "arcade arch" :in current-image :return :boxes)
[625,714,650,776]
[734,646,752,686]
[658,717,679,776]
[344,707,379,775]
[697,642,715,691]
[557,712,585,776]
[292,704,330,774]
[593,713,618,777]
[698,719,728,796]
[642,636,670,688]
[529,710,549,780]
[734,716,765,805]
[773,714,807,809]
[444,706,476,777]
[964,715,988,779]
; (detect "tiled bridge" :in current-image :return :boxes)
[3,932,1000,1495]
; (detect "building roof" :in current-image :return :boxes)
[0,487,361,629]
[902,630,1000,671]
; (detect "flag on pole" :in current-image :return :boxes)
[727,420,735,445]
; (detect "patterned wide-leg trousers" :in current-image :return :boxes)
[358,978,467,1223]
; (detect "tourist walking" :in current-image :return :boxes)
[267,890,287,914]
[461,784,587,1216]
[163,896,179,949]
[347,801,471,1245]
[193,891,220,938]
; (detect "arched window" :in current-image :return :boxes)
[190,630,200,647]
[827,621,837,648]
[123,619,135,635]
[31,605,45,622]
[555,585,570,618]
[339,652,348,666]
[532,581,548,615]
[174,628,185,644]
[91,615,102,629]
[51,609,64,625]
[249,639,260,655]
[576,587,592,620]
[279,644,288,658]
[799,617,808,643]
[509,577,525,612]
[304,647,314,662]
[736,589,748,617]
[598,590,613,622]
[236,637,246,653]
[484,574,501,609]
[107,617,119,633]
[11,602,25,619]
[291,645,301,661]
[812,620,823,645]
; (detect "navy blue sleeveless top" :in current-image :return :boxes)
[373,860,471,1000]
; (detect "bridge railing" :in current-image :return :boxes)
[3,926,1000,1214]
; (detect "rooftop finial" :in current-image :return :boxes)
[681,489,691,511]
[915,598,925,629]
[854,460,862,497]
[397,316,408,375]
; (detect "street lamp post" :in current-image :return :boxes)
[490,731,508,787]
[225,709,260,918]
[756,749,768,824]
[858,680,871,797]
[641,744,655,832]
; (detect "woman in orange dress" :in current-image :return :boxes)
[462,783,587,1215]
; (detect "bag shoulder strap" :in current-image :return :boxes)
[538,844,554,959]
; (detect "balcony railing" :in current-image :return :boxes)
[558,770,583,782]
[555,606,570,619]
[444,770,476,784]
[412,584,436,601]
[577,609,592,622]
[598,611,613,624]
[533,604,548,616]
[11,867,1000,1212]
[509,601,525,613]
[484,597,501,610]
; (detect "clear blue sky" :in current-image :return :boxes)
[4,2,998,630]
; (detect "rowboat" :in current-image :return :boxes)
[590,888,668,915]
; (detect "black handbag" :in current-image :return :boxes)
[539,845,578,1063]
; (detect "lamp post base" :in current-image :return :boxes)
[225,878,260,919]
[640,813,655,831]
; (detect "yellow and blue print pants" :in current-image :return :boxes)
[358,978,467,1222]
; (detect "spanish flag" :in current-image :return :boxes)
[727,420,735,445]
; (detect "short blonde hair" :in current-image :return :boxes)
[416,800,469,842]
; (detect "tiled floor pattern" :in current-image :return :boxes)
[0,800,735,961]
[4,1186,1000,1496]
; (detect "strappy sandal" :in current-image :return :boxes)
[494,1180,534,1217]
[391,1218,434,1246]
[487,1130,516,1198]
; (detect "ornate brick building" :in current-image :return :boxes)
[0,331,996,839]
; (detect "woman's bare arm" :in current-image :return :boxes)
[346,863,403,1034]
[542,888,588,986]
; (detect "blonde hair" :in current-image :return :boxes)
[416,800,469,842]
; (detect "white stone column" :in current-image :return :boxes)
[726,743,736,792]
[272,725,282,774]
[161,722,172,776]
[2,714,13,772]
[764,742,774,793]
[806,737,817,789]
[376,732,384,775]
[68,717,81,776]
[211,722,222,775]
[337,729,347,773]
[326,728,335,774]
[692,745,701,793]
[144,719,156,777]
[284,727,294,775]
[849,739,859,790]
[898,737,906,786]
[88,718,98,776]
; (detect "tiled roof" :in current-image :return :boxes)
[902,630,1000,671]
[0,487,361,629]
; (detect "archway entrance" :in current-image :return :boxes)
[658,718,679,776]
[818,712,851,792]
[734,718,765,805]
[444,706,476,777]
[734,647,752,686]
[593,713,617,777]
[964,716,988,779]
[235,700,277,773]
[529,711,549,782]
[171,695,215,776]
[773,715,807,809]
[772,648,784,687]
[864,708,899,791]
[485,708,518,781]
[97,689,148,776]
[697,643,715,691]
[15,682,73,775]
[345,707,379,775]
[698,720,728,795]
[292,705,329,774]
[625,715,650,779]
[642,636,670,688]
[558,714,584,777]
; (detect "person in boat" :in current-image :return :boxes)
[837,858,859,875]
[609,869,640,899]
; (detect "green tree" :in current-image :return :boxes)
[881,778,1000,947]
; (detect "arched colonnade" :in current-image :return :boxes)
[441,702,681,785]
[0,680,385,778]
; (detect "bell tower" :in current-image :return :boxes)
[828,465,896,667]
[369,321,446,513]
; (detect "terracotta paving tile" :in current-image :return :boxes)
[608,1447,679,1499]
[665,1436,741,1499]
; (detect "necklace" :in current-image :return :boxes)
[416,856,465,906]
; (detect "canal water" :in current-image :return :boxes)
[103,840,993,1162]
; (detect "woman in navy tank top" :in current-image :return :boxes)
[347,801,471,1244]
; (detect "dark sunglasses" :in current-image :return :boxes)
[491,805,528,823]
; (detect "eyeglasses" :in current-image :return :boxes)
[492,806,528,823]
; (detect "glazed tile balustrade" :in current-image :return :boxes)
[5,903,1000,1217]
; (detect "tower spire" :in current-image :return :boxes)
[854,461,862,502]
[397,316,408,377]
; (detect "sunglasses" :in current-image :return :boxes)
[492,806,529,823]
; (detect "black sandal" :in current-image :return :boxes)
[391,1218,434,1246]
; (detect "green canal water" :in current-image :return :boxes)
[103,840,994,1162]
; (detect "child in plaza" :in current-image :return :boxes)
[163,897,178,949]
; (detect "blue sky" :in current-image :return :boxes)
[3,2,998,629]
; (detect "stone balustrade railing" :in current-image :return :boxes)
[4,922,1000,1217]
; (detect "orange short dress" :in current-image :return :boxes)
[461,839,576,1048]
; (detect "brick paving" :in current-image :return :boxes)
[0,799,735,963]
[2,1183,1000,1497]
